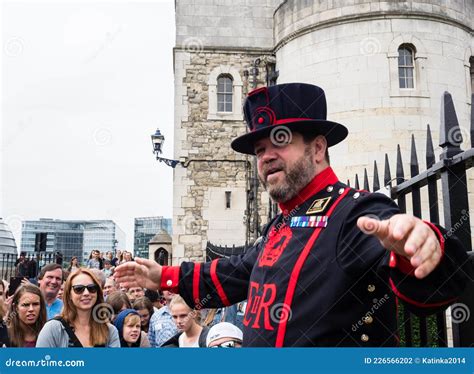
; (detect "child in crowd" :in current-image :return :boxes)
[114,309,150,347]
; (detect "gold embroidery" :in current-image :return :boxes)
[306,197,332,214]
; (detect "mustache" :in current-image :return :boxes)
[262,162,286,178]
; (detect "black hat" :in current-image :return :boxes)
[231,83,348,155]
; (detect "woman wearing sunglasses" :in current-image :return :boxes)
[0,284,47,347]
[36,268,120,347]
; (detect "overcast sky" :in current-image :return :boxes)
[1,0,176,250]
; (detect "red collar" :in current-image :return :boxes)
[278,166,339,214]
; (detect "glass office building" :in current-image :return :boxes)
[134,217,172,259]
[21,219,125,265]
[0,218,18,255]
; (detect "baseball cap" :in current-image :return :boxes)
[206,322,243,347]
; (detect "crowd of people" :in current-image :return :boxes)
[0,250,244,348]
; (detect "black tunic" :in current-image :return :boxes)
[161,167,469,347]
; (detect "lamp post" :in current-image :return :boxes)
[151,129,182,168]
[250,58,261,242]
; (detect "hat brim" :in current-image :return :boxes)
[230,120,348,155]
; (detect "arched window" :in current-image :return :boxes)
[207,66,243,121]
[398,45,415,89]
[217,75,233,112]
[470,56,474,97]
[154,247,168,266]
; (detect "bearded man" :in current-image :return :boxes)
[116,83,469,347]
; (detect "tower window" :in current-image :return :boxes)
[470,57,474,96]
[398,45,415,89]
[217,75,233,112]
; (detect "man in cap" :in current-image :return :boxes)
[206,322,243,348]
[116,83,470,347]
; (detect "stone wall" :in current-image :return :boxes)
[274,0,474,48]
[275,13,473,183]
[176,0,283,49]
[172,49,273,264]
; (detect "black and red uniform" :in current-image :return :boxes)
[161,167,469,347]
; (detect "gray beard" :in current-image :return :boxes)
[259,148,316,203]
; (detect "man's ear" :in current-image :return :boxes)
[313,135,328,163]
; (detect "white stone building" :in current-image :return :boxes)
[172,0,474,265]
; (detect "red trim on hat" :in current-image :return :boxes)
[389,278,456,308]
[252,106,276,130]
[274,118,314,125]
[193,262,201,305]
[275,187,350,347]
[279,166,339,213]
[210,259,231,306]
[160,266,180,294]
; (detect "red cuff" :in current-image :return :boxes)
[161,266,180,294]
[423,220,445,260]
[389,221,445,276]
[389,252,416,275]
[389,278,456,308]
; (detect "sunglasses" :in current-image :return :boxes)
[72,284,99,294]
[210,340,240,348]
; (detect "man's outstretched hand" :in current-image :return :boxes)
[114,257,162,291]
[357,214,442,279]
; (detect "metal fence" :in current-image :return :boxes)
[206,242,248,262]
[351,92,474,347]
[0,252,57,281]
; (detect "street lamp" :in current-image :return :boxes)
[151,128,182,168]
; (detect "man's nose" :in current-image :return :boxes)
[260,146,279,163]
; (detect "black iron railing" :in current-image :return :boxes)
[0,252,56,281]
[206,242,249,262]
[352,92,474,347]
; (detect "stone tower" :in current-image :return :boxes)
[172,0,284,264]
[173,0,474,264]
[274,0,473,179]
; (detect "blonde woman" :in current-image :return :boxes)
[36,268,119,347]
[162,295,208,348]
